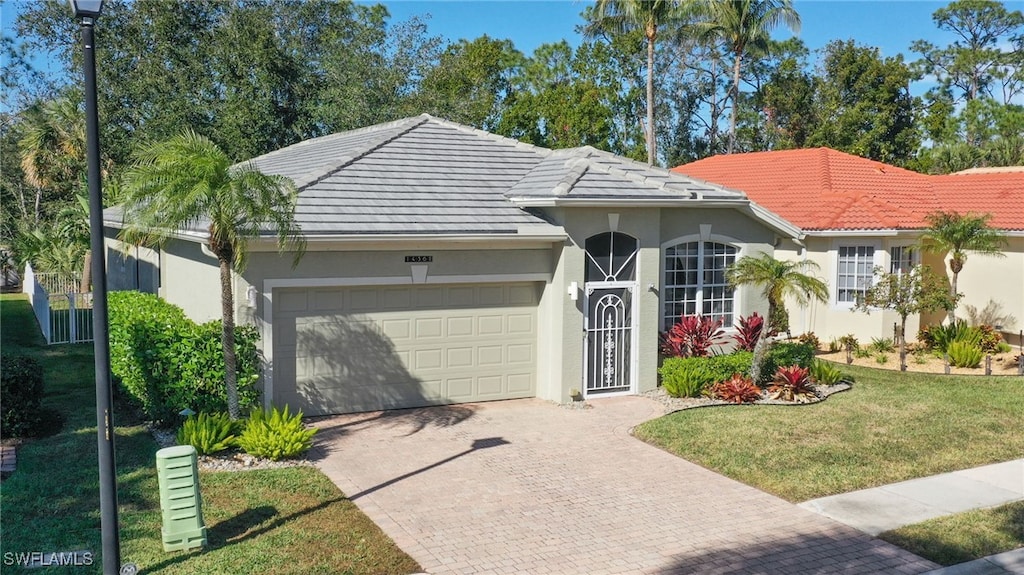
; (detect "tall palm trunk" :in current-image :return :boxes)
[948,270,959,324]
[79,250,91,293]
[645,22,657,166]
[218,254,240,420]
[750,300,776,383]
[729,52,742,154]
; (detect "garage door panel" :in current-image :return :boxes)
[274,283,538,415]
[508,373,533,393]
[415,317,443,338]
[507,343,533,364]
[447,316,474,337]
[478,315,503,335]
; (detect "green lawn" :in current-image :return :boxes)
[0,294,419,575]
[879,501,1024,566]
[634,363,1024,503]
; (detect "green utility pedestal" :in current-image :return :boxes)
[155,445,207,552]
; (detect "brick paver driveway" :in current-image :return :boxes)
[312,397,938,574]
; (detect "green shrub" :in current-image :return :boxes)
[921,320,983,354]
[947,341,983,368]
[875,353,889,364]
[660,353,756,395]
[996,341,1012,354]
[870,337,895,353]
[809,359,844,386]
[237,406,316,460]
[659,360,711,398]
[1,356,47,438]
[176,412,239,455]
[108,291,261,423]
[760,342,814,385]
[854,347,873,359]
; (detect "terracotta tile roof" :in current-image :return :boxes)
[673,147,1024,231]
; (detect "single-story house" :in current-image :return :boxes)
[105,114,800,415]
[674,148,1024,346]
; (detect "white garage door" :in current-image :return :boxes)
[272,283,539,415]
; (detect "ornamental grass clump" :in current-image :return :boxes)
[947,341,984,368]
[809,359,845,386]
[176,412,239,455]
[237,405,317,461]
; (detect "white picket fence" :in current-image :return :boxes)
[22,263,94,345]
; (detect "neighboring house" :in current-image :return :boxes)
[674,148,1024,346]
[104,115,798,416]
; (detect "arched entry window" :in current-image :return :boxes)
[585,232,638,283]
[663,241,737,327]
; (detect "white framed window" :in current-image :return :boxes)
[889,245,917,276]
[836,245,875,303]
[663,241,737,327]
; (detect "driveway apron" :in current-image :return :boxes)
[312,397,938,575]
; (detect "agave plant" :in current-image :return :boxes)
[768,365,816,403]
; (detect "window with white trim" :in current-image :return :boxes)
[663,241,737,327]
[889,246,916,276]
[837,246,875,303]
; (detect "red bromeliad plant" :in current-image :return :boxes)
[709,374,762,404]
[660,315,726,358]
[768,365,815,403]
[731,312,764,351]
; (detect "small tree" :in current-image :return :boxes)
[726,253,829,382]
[921,211,1006,323]
[854,265,958,371]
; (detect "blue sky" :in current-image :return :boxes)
[373,1,984,58]
[4,0,1023,97]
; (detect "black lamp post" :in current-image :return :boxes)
[69,1,121,573]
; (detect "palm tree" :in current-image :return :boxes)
[726,252,828,381]
[588,0,687,165]
[921,211,1006,323]
[119,130,305,419]
[698,0,800,153]
[19,97,87,194]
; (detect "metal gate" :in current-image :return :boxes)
[584,284,633,396]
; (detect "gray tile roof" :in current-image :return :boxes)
[105,115,759,238]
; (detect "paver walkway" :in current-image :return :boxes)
[312,396,938,574]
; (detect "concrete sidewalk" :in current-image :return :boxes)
[800,459,1024,574]
[798,459,1024,536]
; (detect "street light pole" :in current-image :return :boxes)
[72,1,121,573]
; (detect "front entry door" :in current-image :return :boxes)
[585,284,633,396]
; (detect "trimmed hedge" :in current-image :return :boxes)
[659,341,816,394]
[1,355,45,438]
[108,291,260,423]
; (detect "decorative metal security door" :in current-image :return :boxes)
[582,232,638,396]
[585,286,633,395]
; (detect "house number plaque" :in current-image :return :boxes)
[404,255,433,263]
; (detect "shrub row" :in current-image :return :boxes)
[659,341,816,396]
[1,356,45,438]
[108,291,261,423]
[177,406,316,460]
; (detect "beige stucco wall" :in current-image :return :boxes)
[946,236,1024,342]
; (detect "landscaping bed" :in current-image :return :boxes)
[817,349,1022,376]
[0,294,420,575]
[634,363,1024,503]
